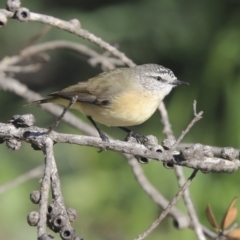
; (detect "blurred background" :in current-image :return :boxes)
[1,0,240,239]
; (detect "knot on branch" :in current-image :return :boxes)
[52,215,68,232]
[66,208,78,223]
[27,211,39,226]
[128,135,164,164]
[162,137,176,150]
[60,225,75,240]
[8,114,35,127]
[6,0,21,12]
[30,190,41,204]
[180,144,205,161]
[68,19,81,28]
[203,145,214,158]
[221,147,238,160]
[14,7,30,22]
[6,138,21,150]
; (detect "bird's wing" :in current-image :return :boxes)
[87,68,128,100]
[49,81,97,103]
[49,68,129,106]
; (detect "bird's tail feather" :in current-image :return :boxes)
[24,97,56,107]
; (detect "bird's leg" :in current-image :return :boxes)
[119,127,148,145]
[87,116,109,142]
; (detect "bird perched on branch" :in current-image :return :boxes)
[26,64,188,142]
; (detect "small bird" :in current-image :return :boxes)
[27,64,188,142]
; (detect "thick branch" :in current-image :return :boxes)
[38,138,53,238]
[0,122,239,173]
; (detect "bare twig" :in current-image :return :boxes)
[127,157,216,238]
[3,64,43,73]
[158,100,206,240]
[173,101,203,149]
[0,9,135,67]
[127,157,190,226]
[0,40,124,73]
[158,101,174,139]
[0,121,239,172]
[134,169,198,240]
[48,95,78,133]
[22,25,52,48]
[38,138,53,238]
[0,165,43,194]
[174,167,206,240]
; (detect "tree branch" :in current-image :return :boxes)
[0,8,135,67]
[0,121,239,172]
[134,169,198,240]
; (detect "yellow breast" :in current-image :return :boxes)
[75,89,161,127]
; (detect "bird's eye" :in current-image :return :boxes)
[157,76,162,81]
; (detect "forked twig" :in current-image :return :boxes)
[173,101,203,149]
[134,169,198,240]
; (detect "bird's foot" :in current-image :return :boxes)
[98,131,109,152]
[125,131,148,145]
[99,132,109,142]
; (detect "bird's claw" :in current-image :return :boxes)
[125,131,148,145]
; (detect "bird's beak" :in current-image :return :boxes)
[172,79,189,86]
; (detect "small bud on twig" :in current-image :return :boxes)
[69,19,81,28]
[27,211,39,226]
[15,7,30,22]
[162,137,176,150]
[30,190,41,204]
[6,0,21,12]
[60,226,75,240]
[53,215,68,231]
[8,114,36,127]
[203,145,214,158]
[67,208,78,222]
[6,139,21,150]
[221,147,237,160]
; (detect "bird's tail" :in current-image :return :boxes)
[24,97,57,107]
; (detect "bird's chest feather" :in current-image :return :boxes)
[77,89,162,127]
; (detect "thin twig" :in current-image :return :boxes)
[158,100,206,240]
[158,101,174,139]
[0,40,124,72]
[3,64,42,73]
[134,169,198,240]
[0,165,43,194]
[127,156,216,239]
[173,101,203,149]
[127,157,190,227]
[48,95,78,133]
[0,9,135,67]
[22,25,52,48]
[174,167,206,240]
[0,76,98,137]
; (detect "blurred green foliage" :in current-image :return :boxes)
[1,0,240,239]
